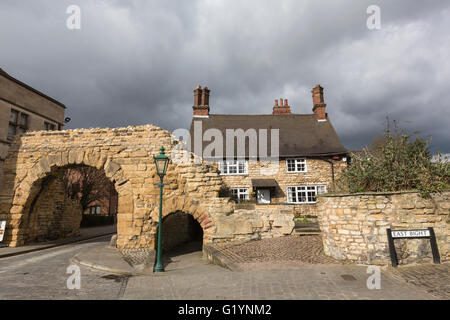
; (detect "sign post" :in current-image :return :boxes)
[386,227,440,267]
[0,221,6,248]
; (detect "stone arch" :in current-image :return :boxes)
[158,210,204,253]
[6,150,134,247]
[0,125,267,252]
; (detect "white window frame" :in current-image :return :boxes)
[230,188,250,202]
[218,160,248,175]
[89,205,101,214]
[286,185,327,204]
[286,158,307,173]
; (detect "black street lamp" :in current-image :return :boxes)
[153,146,169,272]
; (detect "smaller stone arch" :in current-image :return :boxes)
[147,195,216,250]
[158,211,204,253]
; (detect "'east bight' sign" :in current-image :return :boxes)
[386,227,440,267]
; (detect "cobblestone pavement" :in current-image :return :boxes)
[0,236,126,300]
[214,235,344,269]
[387,263,450,299]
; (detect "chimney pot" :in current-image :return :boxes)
[312,84,327,120]
[273,97,291,115]
[193,85,210,116]
[202,86,210,106]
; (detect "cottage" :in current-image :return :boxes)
[189,85,348,215]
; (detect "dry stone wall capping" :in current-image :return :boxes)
[317,191,450,265]
[0,124,295,250]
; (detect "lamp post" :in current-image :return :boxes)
[153,146,169,272]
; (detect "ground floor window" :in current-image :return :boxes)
[230,188,250,202]
[89,205,101,214]
[286,185,327,204]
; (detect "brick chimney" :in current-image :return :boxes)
[272,98,291,115]
[312,85,327,121]
[193,85,210,117]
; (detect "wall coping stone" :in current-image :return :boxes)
[318,189,450,198]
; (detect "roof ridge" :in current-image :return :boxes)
[209,113,316,116]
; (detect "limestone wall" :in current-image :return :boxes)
[215,158,346,218]
[23,171,82,243]
[217,158,346,201]
[213,205,295,242]
[317,191,450,265]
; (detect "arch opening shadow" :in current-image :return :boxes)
[21,164,118,245]
[159,211,204,255]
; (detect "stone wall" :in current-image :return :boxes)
[317,191,450,265]
[216,157,346,216]
[0,124,295,250]
[213,205,295,242]
[22,169,82,243]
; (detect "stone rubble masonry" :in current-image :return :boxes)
[317,191,449,265]
[0,124,294,250]
[217,157,346,211]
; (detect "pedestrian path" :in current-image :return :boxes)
[0,224,116,258]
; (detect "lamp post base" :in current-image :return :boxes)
[154,264,165,272]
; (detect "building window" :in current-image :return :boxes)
[44,122,56,131]
[8,109,28,140]
[89,206,101,214]
[230,188,249,202]
[286,185,326,204]
[286,158,307,173]
[218,160,248,175]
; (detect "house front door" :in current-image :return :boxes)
[257,189,271,204]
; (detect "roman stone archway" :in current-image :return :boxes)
[0,124,295,252]
[0,125,235,250]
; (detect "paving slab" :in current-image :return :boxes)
[71,245,141,276]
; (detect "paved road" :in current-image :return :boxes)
[0,236,126,300]
[0,237,444,300]
[123,244,435,300]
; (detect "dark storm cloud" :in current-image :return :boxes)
[0,0,449,153]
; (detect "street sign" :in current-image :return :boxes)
[386,227,440,267]
[0,221,6,243]
[391,229,430,238]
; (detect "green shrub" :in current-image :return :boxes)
[337,129,449,197]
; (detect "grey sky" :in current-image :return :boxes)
[1,0,449,153]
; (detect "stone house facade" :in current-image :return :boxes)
[188,85,348,217]
[0,68,66,187]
